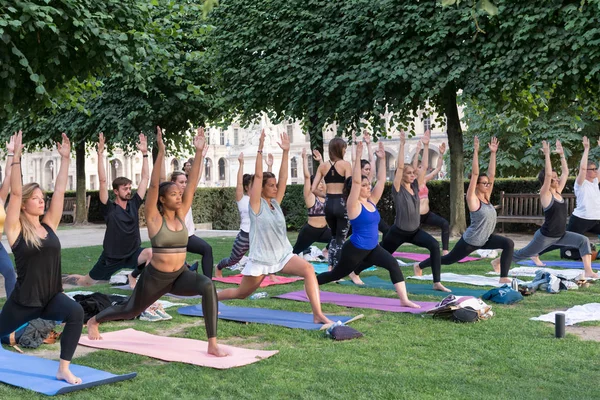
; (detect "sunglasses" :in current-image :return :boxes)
[478,182,491,187]
[587,168,597,171]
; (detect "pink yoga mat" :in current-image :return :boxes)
[79,329,278,369]
[276,291,436,314]
[213,274,303,287]
[393,252,480,263]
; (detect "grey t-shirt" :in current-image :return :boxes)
[392,180,421,232]
[462,201,497,246]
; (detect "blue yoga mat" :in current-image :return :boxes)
[178,302,354,330]
[517,260,600,269]
[0,348,136,396]
[310,262,376,274]
[337,276,487,297]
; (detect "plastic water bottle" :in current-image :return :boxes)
[249,291,268,300]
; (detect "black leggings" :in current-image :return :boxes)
[420,211,450,251]
[0,293,83,361]
[293,224,332,254]
[325,194,349,268]
[539,214,600,259]
[420,234,514,278]
[317,241,405,285]
[187,235,214,278]
[95,263,218,338]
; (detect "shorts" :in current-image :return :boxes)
[88,247,145,281]
[241,252,295,277]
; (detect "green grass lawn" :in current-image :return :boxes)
[2,235,600,399]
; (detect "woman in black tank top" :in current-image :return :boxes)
[0,132,84,385]
[511,139,597,278]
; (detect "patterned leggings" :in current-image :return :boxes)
[216,230,250,270]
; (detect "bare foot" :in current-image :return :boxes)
[215,268,223,278]
[585,271,599,278]
[322,249,329,259]
[207,343,229,357]
[530,256,546,267]
[413,263,423,277]
[499,277,512,284]
[400,300,421,309]
[349,272,364,285]
[62,275,81,285]
[86,317,102,340]
[314,314,334,325]
[128,273,137,289]
[56,369,82,385]
[443,250,449,256]
[433,282,451,292]
[269,274,281,283]
[491,257,501,274]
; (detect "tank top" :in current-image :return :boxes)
[392,180,421,232]
[150,216,189,253]
[238,195,250,233]
[307,197,326,217]
[349,201,381,250]
[248,198,293,264]
[540,196,567,238]
[418,184,429,200]
[324,161,346,184]
[184,208,195,236]
[11,224,62,307]
[462,201,497,246]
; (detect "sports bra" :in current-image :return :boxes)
[324,161,346,184]
[150,216,188,253]
[418,184,429,200]
[307,196,326,217]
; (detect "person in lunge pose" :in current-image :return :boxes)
[317,140,420,308]
[523,139,598,277]
[412,140,450,255]
[218,130,333,325]
[292,148,331,257]
[86,127,228,357]
[0,131,84,384]
[311,137,352,269]
[417,136,514,283]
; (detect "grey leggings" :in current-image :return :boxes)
[513,230,591,262]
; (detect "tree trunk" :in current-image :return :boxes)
[443,85,467,235]
[75,140,87,224]
[308,112,324,156]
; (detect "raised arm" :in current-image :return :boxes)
[350,130,357,162]
[145,127,165,226]
[466,136,480,210]
[0,136,15,203]
[539,140,553,207]
[275,132,290,204]
[364,131,375,182]
[5,131,23,245]
[266,153,273,173]
[302,148,316,207]
[487,137,498,192]
[97,133,109,205]
[417,130,430,188]
[555,140,568,193]
[135,133,149,199]
[235,152,245,202]
[181,127,205,216]
[425,142,446,182]
[392,129,406,191]
[412,140,422,171]
[347,141,364,220]
[576,136,590,186]
[311,156,326,198]
[250,130,265,214]
[43,133,71,231]
[370,142,387,204]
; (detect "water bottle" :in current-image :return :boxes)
[249,291,268,300]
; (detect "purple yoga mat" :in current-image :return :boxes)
[112,284,202,299]
[276,291,436,313]
[393,252,480,263]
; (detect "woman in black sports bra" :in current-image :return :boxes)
[311,137,352,269]
[87,127,228,357]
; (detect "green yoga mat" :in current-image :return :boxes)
[338,276,487,297]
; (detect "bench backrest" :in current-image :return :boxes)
[499,192,576,217]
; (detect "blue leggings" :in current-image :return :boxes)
[0,243,16,298]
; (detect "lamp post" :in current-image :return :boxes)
[226,140,231,187]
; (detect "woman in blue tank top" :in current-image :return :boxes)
[317,140,419,308]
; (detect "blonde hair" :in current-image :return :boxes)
[20,183,44,249]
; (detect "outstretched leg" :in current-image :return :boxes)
[216,231,250,277]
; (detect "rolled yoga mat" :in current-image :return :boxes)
[337,276,488,297]
[178,302,355,330]
[276,290,436,313]
[0,347,136,396]
[79,328,278,369]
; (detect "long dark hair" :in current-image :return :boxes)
[157,181,177,214]
[243,173,252,194]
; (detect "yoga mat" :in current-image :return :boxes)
[0,347,136,396]
[178,302,354,330]
[79,329,277,369]
[337,276,488,297]
[407,273,522,288]
[112,284,202,299]
[212,274,303,287]
[310,262,376,274]
[393,252,480,263]
[518,260,600,269]
[276,290,436,313]
[504,267,591,280]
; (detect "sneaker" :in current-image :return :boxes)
[155,304,173,320]
[139,309,163,322]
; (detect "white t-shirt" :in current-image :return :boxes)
[573,178,600,220]
[238,195,250,233]
[185,208,195,236]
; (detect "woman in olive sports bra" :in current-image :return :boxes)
[87,127,228,357]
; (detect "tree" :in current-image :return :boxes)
[210,0,600,233]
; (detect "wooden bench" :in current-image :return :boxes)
[496,191,576,232]
[46,195,91,224]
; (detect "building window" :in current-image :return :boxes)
[234,128,239,146]
[291,157,298,179]
[287,124,294,142]
[218,158,226,181]
[206,130,210,145]
[171,158,180,172]
[423,116,431,132]
[205,158,212,181]
[307,156,314,176]
[220,129,225,146]
[90,174,97,190]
